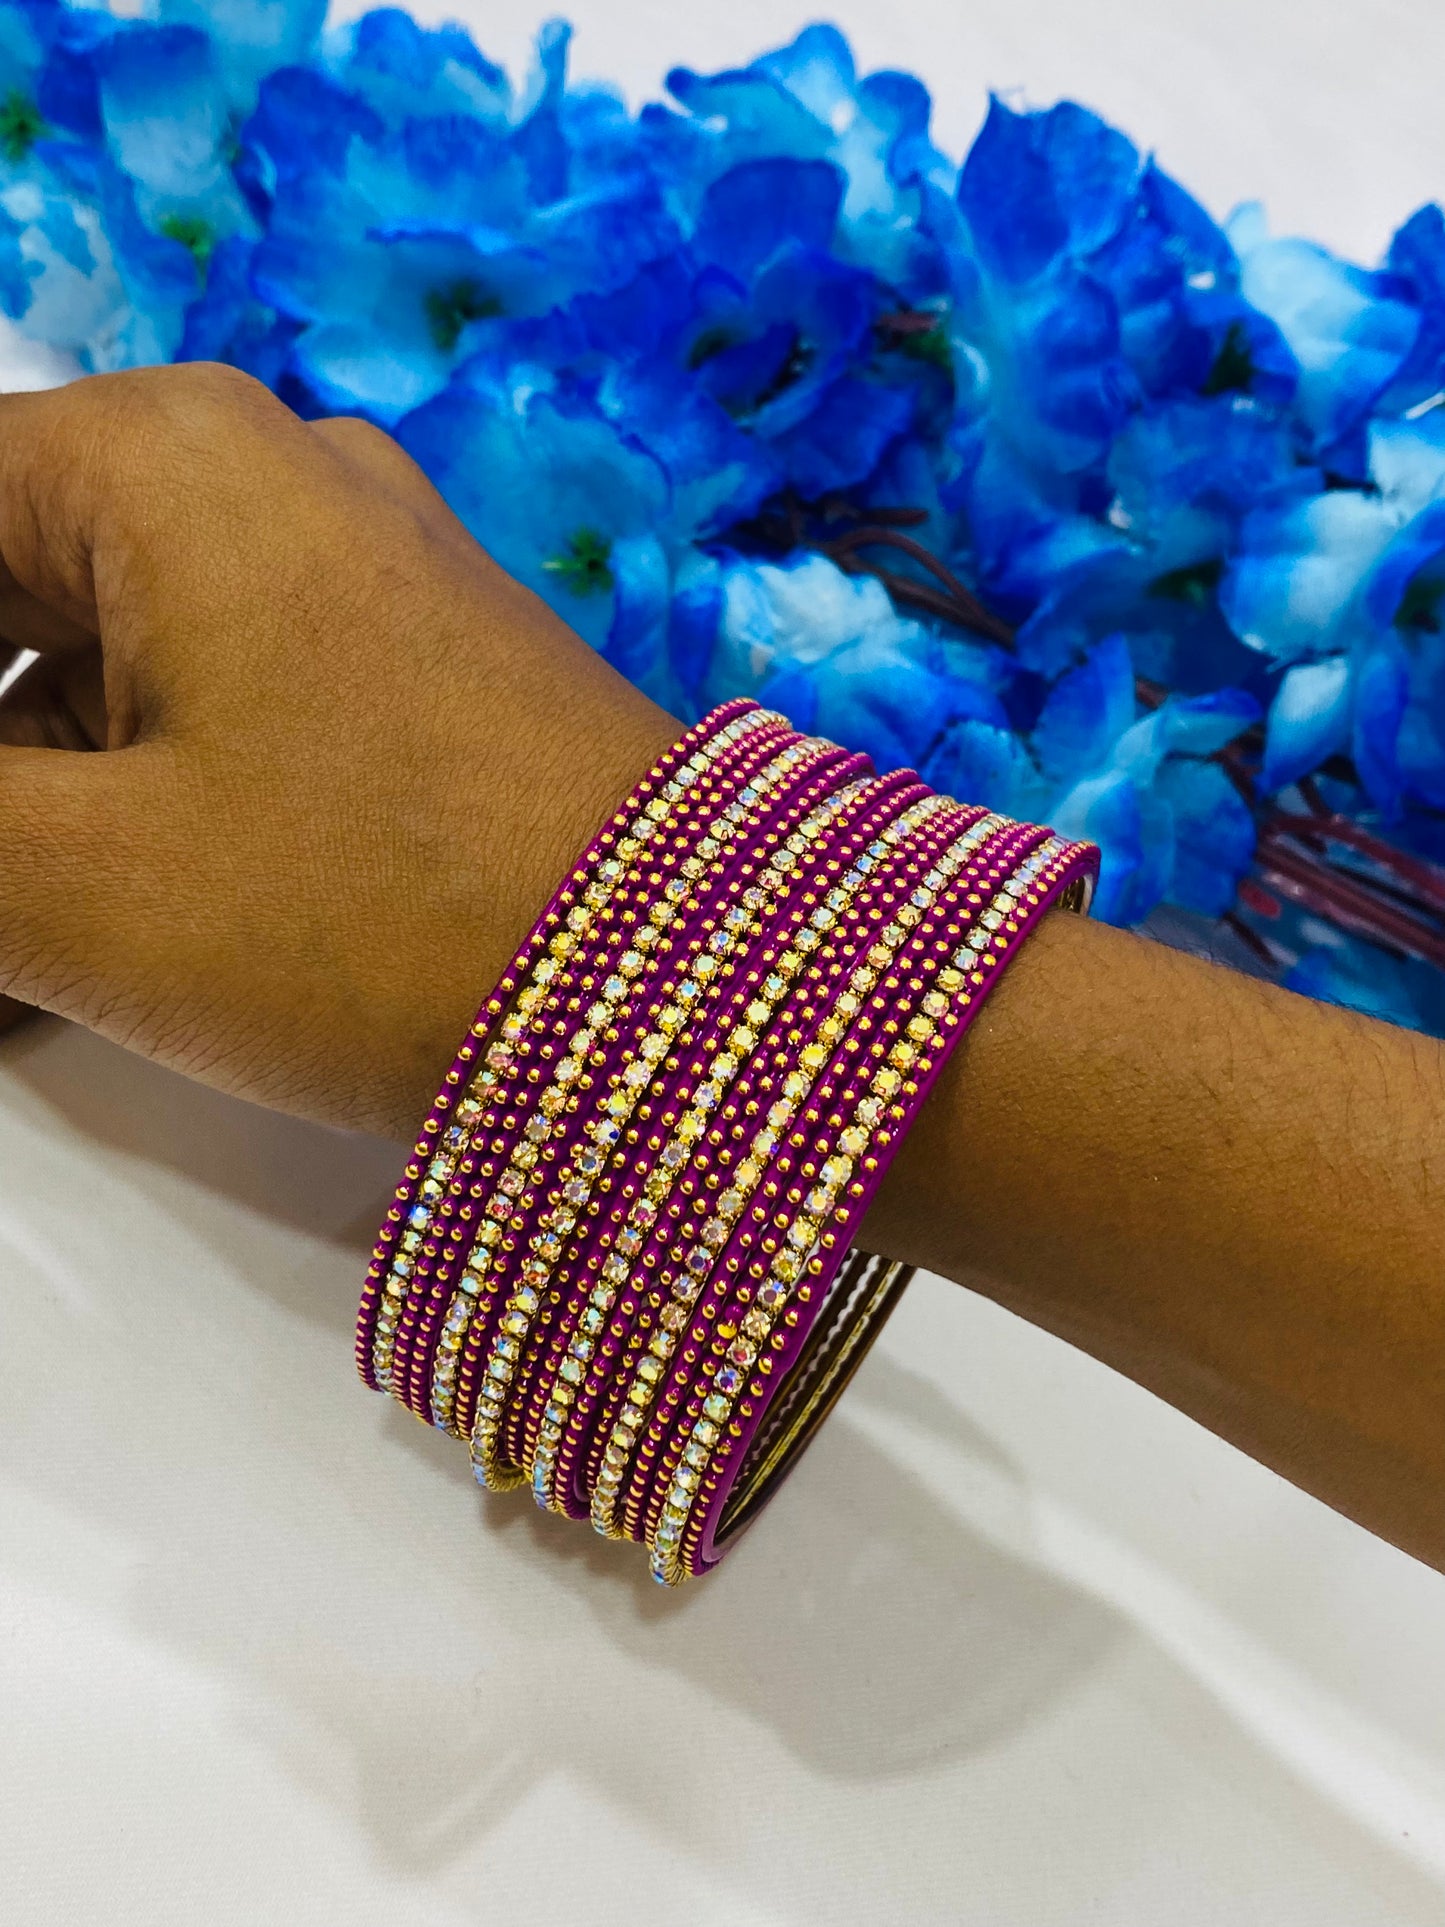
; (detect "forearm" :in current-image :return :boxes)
[409,701,1445,1575]
[865,911,1445,1572]
[4,364,1439,1577]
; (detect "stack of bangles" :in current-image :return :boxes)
[355,699,1099,1584]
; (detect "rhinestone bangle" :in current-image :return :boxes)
[356,702,1098,1582]
[396,724,843,1419]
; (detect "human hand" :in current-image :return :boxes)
[2,365,1443,1582]
[0,362,676,1137]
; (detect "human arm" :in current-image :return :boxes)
[1,365,1441,1571]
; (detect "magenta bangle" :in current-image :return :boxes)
[356,702,1098,1583]
[356,698,768,1389]
[451,732,865,1459]
[620,808,1038,1551]
[389,712,821,1418]
[650,828,1087,1579]
[597,795,1003,1541]
[534,774,947,1518]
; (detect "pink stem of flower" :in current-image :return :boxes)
[823,528,1017,646]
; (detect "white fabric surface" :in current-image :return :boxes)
[5,2,1445,1920]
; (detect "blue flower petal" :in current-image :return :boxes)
[1233,215,1421,446]
[1261,654,1352,791]
[666,553,724,712]
[0,195,30,317]
[693,157,842,280]
[1385,202,1445,398]
[957,95,1137,286]
[333,6,507,124]
[397,381,670,648]
[1287,943,1435,1033]
[604,531,672,689]
[752,22,855,123]
[1156,757,1257,916]
[37,8,108,142]
[665,56,829,172]
[290,315,444,420]
[158,0,326,112]
[1221,490,1397,662]
[1370,412,1445,520]
[244,65,385,192]
[1360,498,1445,634]
[1122,687,1260,768]
[96,24,227,202]
[601,363,780,537]
[922,717,1041,819]
[1352,632,1411,816]
[1032,630,1135,783]
[1051,768,1173,926]
[762,369,913,495]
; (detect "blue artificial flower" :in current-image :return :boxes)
[662,25,950,281]
[397,367,674,668]
[1386,202,1445,407]
[1289,936,1445,1037]
[1229,203,1421,455]
[248,23,677,422]
[1049,667,1261,923]
[1222,489,1399,665]
[95,22,253,267]
[323,7,511,131]
[1227,409,1445,809]
[1,4,1441,1033]
[698,550,1006,777]
[1261,654,1353,792]
[160,0,326,116]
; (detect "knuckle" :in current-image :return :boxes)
[100,362,281,444]
[173,359,276,412]
[316,412,419,483]
[65,363,293,521]
[320,413,389,452]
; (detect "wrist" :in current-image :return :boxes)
[363,684,679,1142]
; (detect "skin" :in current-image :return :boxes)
[0,364,1442,1572]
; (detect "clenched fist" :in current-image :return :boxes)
[0,362,674,1135]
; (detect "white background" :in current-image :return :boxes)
[5,3,1445,1922]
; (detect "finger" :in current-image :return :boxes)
[0,363,302,639]
[0,644,108,1038]
[0,635,107,1020]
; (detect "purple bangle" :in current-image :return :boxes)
[467,736,869,1478]
[596,794,1000,1539]
[661,834,1097,1581]
[530,771,938,1517]
[357,703,1099,1584]
[626,813,1042,1549]
[391,712,805,1415]
[642,817,1058,1561]
[356,698,763,1388]
[434,720,834,1436]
